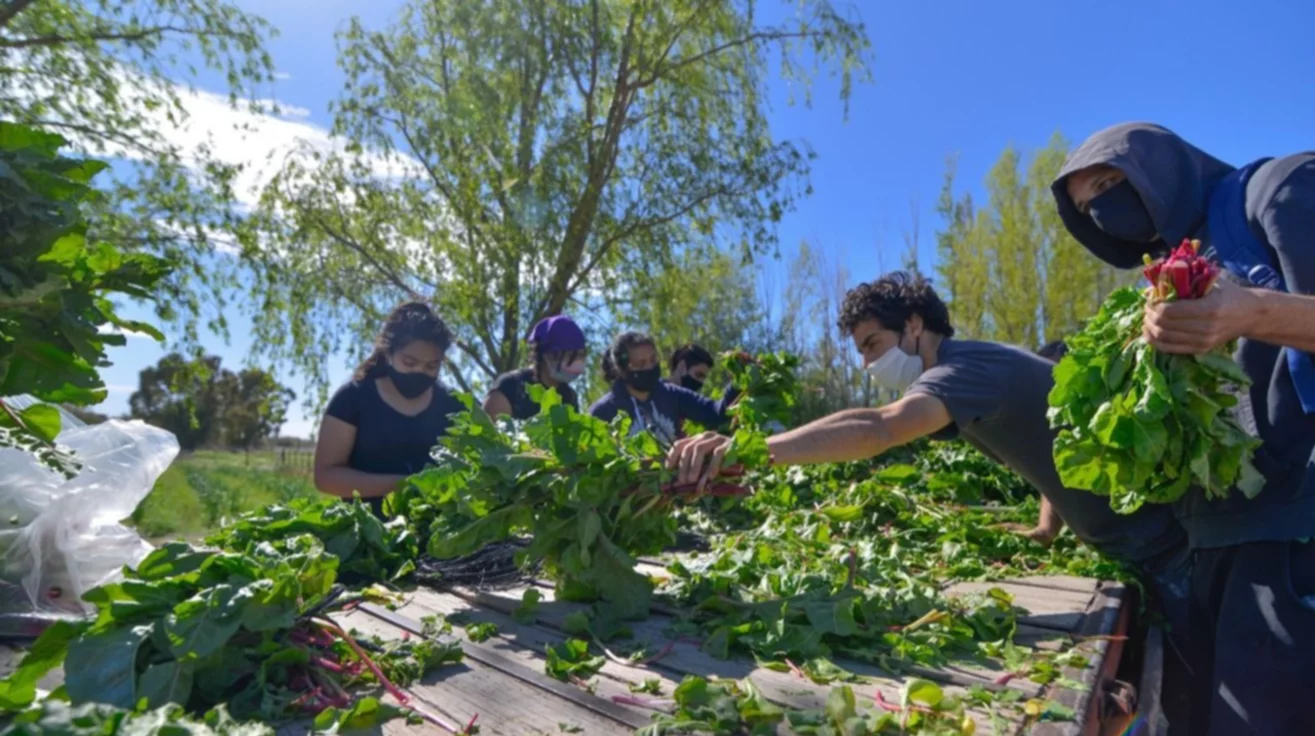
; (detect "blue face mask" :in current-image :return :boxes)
[1087,180,1158,243]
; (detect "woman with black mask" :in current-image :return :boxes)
[314,301,464,517]
[588,331,727,448]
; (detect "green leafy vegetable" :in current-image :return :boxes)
[399,389,767,621]
[465,622,499,643]
[515,588,542,624]
[544,639,605,684]
[1048,285,1264,513]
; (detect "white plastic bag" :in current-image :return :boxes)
[0,395,179,616]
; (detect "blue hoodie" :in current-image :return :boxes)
[589,380,729,447]
[1053,122,1315,549]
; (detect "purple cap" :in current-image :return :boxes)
[528,315,586,353]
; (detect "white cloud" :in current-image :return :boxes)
[21,65,426,212]
[104,384,136,394]
[273,71,293,81]
[97,324,155,340]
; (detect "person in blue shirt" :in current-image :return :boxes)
[589,331,728,448]
[483,315,587,420]
[1053,122,1315,736]
[314,302,464,517]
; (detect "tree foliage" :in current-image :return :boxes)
[0,121,170,475]
[934,134,1128,346]
[129,353,292,451]
[246,0,871,400]
[0,0,277,343]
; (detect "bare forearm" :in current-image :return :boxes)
[1038,496,1064,534]
[1247,290,1315,353]
[314,466,406,499]
[767,409,893,466]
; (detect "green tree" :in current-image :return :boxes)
[934,155,987,339]
[246,0,871,400]
[934,134,1129,346]
[222,367,293,458]
[0,0,277,343]
[621,245,770,366]
[128,353,291,452]
[770,240,877,423]
[0,122,170,475]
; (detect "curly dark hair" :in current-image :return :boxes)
[353,301,453,381]
[837,271,955,337]
[669,343,714,372]
[606,330,657,381]
[1037,340,1068,363]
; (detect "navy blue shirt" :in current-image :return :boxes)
[325,378,464,516]
[489,368,580,419]
[589,380,728,447]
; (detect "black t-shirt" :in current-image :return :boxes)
[324,378,464,515]
[488,368,579,419]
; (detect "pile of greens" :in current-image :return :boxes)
[205,496,420,583]
[399,389,768,619]
[4,701,273,736]
[1048,286,1264,514]
[0,501,466,733]
[658,461,1111,680]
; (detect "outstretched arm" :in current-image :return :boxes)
[667,393,953,486]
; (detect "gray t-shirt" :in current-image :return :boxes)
[905,339,1186,567]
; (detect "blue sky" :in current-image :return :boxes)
[92,0,1315,437]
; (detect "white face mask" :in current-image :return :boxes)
[864,336,923,392]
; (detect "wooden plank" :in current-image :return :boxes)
[358,602,655,730]
[991,575,1100,596]
[946,581,1094,633]
[399,586,688,702]
[439,583,1025,734]
[527,574,1046,697]
[1029,581,1127,736]
[337,608,635,735]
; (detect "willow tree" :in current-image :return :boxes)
[0,0,277,341]
[247,0,870,396]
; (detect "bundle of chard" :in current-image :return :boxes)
[1048,239,1265,514]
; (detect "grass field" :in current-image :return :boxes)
[129,450,321,542]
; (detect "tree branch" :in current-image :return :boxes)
[452,339,496,380]
[0,25,248,50]
[631,28,822,90]
[0,0,33,30]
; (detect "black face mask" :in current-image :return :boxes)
[1087,180,1158,243]
[387,365,434,399]
[680,375,705,393]
[626,366,661,393]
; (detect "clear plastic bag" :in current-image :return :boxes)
[0,396,179,617]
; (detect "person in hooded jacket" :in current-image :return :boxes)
[1052,121,1315,736]
[483,315,587,420]
[589,331,729,448]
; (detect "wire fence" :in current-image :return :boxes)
[276,448,314,475]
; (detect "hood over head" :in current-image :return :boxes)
[1052,122,1234,268]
